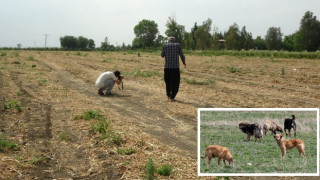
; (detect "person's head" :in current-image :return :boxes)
[168,36,175,43]
[114,70,121,78]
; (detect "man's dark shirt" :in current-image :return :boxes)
[161,42,185,69]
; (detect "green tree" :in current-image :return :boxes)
[154,34,166,47]
[225,23,241,50]
[133,19,159,48]
[253,36,267,50]
[283,33,296,51]
[184,22,198,50]
[60,35,78,50]
[296,11,320,51]
[101,36,109,50]
[194,18,212,50]
[183,32,194,50]
[212,31,225,50]
[240,26,254,50]
[265,27,282,50]
[165,16,185,45]
[88,39,95,50]
[78,36,89,50]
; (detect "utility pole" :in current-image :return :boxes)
[43,34,49,48]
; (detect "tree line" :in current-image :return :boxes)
[58,11,320,52]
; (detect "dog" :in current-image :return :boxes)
[284,115,297,137]
[239,122,264,142]
[263,120,283,135]
[201,145,234,168]
[274,134,305,158]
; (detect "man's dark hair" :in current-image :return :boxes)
[114,70,121,78]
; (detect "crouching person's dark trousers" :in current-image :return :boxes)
[164,69,180,99]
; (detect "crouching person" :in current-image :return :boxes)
[95,70,123,96]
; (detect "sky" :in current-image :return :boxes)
[1,0,320,48]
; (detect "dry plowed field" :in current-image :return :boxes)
[1,50,319,179]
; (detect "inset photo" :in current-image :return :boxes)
[198,108,319,176]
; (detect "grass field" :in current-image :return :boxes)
[199,110,318,174]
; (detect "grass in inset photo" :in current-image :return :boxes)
[199,110,318,174]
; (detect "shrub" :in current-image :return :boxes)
[145,158,156,180]
[131,69,161,78]
[117,148,136,155]
[27,56,35,61]
[281,67,285,76]
[110,133,125,146]
[37,78,48,86]
[90,120,109,134]
[58,132,69,141]
[0,135,20,151]
[157,164,173,176]
[184,78,215,86]
[227,66,241,73]
[2,100,22,112]
[82,110,105,121]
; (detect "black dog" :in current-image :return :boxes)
[284,115,296,137]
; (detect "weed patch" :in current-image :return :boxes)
[2,100,23,112]
[130,69,161,78]
[145,158,156,180]
[184,78,215,86]
[117,148,136,155]
[157,164,173,176]
[227,66,241,73]
[37,78,48,86]
[74,110,105,121]
[0,135,20,151]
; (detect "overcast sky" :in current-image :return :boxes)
[1,0,320,48]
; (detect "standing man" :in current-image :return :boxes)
[161,36,186,102]
[95,70,123,96]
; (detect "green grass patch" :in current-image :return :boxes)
[117,148,136,155]
[58,132,70,141]
[37,78,48,86]
[90,120,109,134]
[186,50,320,59]
[27,56,35,61]
[2,100,23,112]
[0,135,20,151]
[75,110,125,146]
[0,52,7,57]
[129,69,161,78]
[157,164,173,176]
[227,66,241,73]
[74,110,105,121]
[184,77,216,86]
[145,158,156,180]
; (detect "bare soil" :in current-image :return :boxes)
[0,50,319,179]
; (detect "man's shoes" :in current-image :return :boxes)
[98,90,104,96]
[168,98,176,102]
[106,92,113,96]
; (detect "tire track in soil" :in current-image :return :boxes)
[42,58,198,157]
[10,72,53,179]
[30,58,125,179]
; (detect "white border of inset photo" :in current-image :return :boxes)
[197,108,319,176]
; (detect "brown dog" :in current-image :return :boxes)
[263,120,283,135]
[274,134,306,158]
[201,145,234,168]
